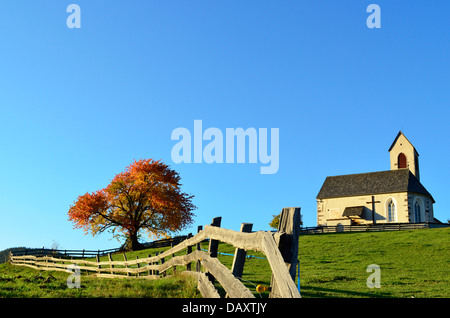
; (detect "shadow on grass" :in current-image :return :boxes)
[300,285,393,298]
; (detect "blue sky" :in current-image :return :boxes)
[0,1,449,251]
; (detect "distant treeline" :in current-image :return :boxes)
[0,247,29,263]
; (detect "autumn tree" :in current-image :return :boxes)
[269,213,302,230]
[68,159,196,251]
[269,214,280,230]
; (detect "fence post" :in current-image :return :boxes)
[270,207,301,298]
[196,226,203,272]
[136,256,140,277]
[207,217,222,284]
[123,253,129,277]
[231,223,253,279]
[148,254,152,276]
[208,217,222,258]
[108,253,114,275]
[161,256,166,277]
[96,255,101,273]
[171,242,176,274]
[186,233,193,271]
[155,252,160,276]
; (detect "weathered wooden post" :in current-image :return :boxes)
[95,254,101,274]
[123,253,129,277]
[161,255,166,277]
[231,223,253,279]
[155,252,160,276]
[148,254,152,276]
[270,207,301,298]
[196,226,203,272]
[186,233,193,271]
[108,253,114,275]
[136,256,140,277]
[208,217,222,258]
[207,217,221,284]
[171,242,177,274]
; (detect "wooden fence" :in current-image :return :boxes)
[10,236,191,259]
[300,222,450,235]
[10,210,301,298]
[10,247,121,258]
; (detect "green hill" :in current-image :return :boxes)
[1,227,448,298]
[297,227,450,298]
[0,247,28,264]
[214,226,449,298]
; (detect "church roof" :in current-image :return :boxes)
[388,131,419,156]
[316,169,434,202]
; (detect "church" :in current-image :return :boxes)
[316,132,435,226]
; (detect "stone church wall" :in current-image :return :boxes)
[317,192,410,226]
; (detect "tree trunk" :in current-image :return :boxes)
[123,232,145,251]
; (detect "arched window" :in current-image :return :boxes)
[398,153,407,169]
[387,200,396,222]
[414,201,421,223]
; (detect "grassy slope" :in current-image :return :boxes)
[0,263,201,298]
[298,227,450,298]
[1,227,448,298]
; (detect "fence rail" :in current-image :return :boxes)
[10,248,121,258]
[300,222,450,235]
[10,214,301,299]
[10,235,192,258]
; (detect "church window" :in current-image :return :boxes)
[398,153,407,169]
[387,200,396,222]
[414,201,421,223]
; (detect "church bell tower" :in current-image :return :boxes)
[388,131,420,181]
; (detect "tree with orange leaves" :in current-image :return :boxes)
[68,159,196,251]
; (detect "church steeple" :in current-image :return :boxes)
[388,131,420,180]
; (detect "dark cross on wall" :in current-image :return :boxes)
[366,195,381,224]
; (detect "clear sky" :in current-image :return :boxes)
[0,1,449,251]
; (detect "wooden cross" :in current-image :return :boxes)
[366,195,381,224]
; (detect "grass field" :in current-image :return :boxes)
[0,263,201,298]
[297,227,449,298]
[1,227,448,298]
